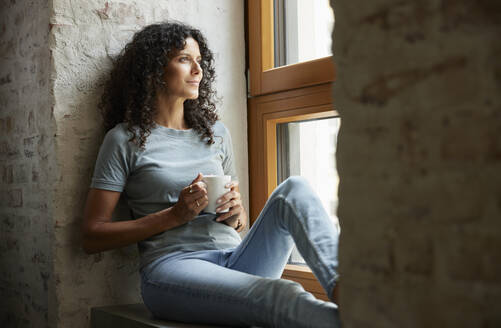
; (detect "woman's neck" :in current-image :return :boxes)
[155,94,189,130]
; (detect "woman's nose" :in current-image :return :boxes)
[191,61,202,74]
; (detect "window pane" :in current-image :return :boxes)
[274,0,335,67]
[277,117,340,265]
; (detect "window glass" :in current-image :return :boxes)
[274,0,335,67]
[277,117,340,265]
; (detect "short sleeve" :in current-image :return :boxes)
[90,126,131,192]
[221,125,238,182]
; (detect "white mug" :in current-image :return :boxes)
[202,175,231,214]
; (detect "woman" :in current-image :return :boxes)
[83,21,340,328]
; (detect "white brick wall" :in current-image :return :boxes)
[1,1,247,327]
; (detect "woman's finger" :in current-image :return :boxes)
[184,183,207,200]
[184,189,206,202]
[235,218,246,232]
[226,180,239,190]
[197,195,209,208]
[190,173,204,184]
[189,195,208,213]
[185,181,206,195]
[215,209,238,222]
[216,204,242,221]
[217,191,240,205]
[216,199,241,213]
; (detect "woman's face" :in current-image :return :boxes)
[163,37,203,101]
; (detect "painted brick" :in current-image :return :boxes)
[23,136,36,158]
[395,232,434,276]
[442,231,501,282]
[0,140,20,159]
[0,116,14,135]
[27,111,35,134]
[2,164,13,184]
[2,1,249,328]
[6,189,23,208]
[31,164,38,182]
[0,0,52,327]
[1,215,15,232]
[13,164,29,184]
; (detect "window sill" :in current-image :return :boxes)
[282,264,329,301]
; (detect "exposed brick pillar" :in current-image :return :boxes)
[0,0,55,327]
[332,1,501,327]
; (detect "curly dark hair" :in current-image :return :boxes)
[99,21,219,149]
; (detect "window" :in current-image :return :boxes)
[277,117,341,265]
[274,0,334,67]
[247,0,336,96]
[247,0,337,301]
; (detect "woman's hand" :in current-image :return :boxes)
[215,181,247,232]
[172,173,209,224]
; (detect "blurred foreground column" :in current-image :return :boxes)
[332,1,501,327]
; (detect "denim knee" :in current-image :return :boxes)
[249,278,335,327]
[276,176,311,196]
[268,176,317,225]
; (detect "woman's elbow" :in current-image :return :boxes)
[81,225,102,254]
[82,237,100,254]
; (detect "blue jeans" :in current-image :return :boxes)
[140,176,340,328]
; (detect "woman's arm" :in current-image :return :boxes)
[82,188,183,254]
[82,174,208,254]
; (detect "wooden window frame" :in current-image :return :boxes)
[248,83,337,221]
[246,0,337,301]
[247,0,336,96]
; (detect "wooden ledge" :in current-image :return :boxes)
[91,303,233,328]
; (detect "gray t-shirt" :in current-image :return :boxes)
[90,121,242,269]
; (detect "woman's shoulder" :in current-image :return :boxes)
[212,120,231,137]
[102,123,134,147]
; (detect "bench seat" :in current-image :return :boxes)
[91,303,258,328]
